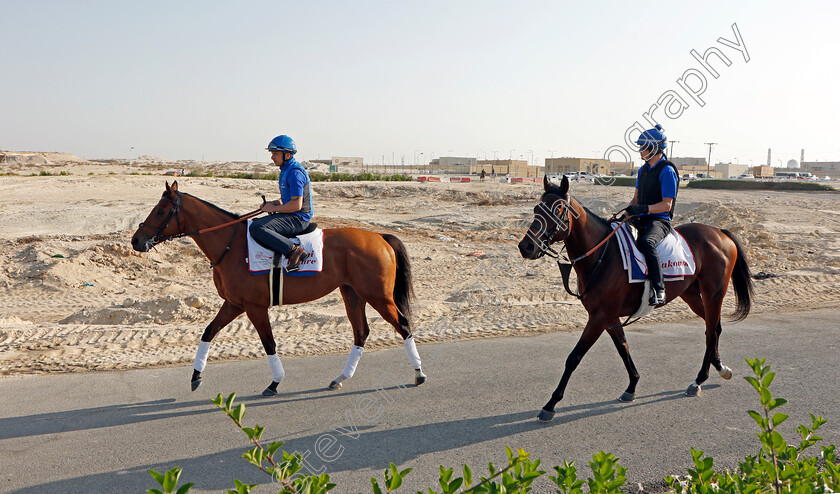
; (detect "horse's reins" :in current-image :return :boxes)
[139,191,265,267]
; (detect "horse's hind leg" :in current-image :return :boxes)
[681,283,729,397]
[606,322,640,402]
[329,286,371,390]
[191,300,244,391]
[242,304,285,397]
[366,295,426,386]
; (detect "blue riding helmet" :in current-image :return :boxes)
[267,135,297,154]
[636,124,667,151]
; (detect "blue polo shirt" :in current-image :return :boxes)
[278,158,313,222]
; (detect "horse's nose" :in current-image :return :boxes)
[131,234,147,252]
[518,238,535,259]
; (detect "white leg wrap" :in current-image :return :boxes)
[268,353,285,383]
[194,341,211,372]
[342,345,364,379]
[404,336,422,370]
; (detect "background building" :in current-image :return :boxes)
[331,157,364,169]
[427,156,477,174]
[544,158,625,176]
[715,163,750,178]
[476,159,542,177]
[801,161,840,179]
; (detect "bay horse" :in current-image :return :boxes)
[518,176,753,421]
[130,181,426,396]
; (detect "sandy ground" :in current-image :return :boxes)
[1,157,839,376]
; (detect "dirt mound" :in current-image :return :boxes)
[59,295,213,325]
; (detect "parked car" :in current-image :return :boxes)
[682,173,696,181]
[737,173,755,180]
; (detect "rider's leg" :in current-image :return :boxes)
[637,219,671,305]
[249,214,310,270]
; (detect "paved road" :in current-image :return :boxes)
[1,310,838,493]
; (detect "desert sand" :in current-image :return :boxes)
[1,155,839,376]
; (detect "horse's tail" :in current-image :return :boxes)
[721,229,753,321]
[381,234,415,324]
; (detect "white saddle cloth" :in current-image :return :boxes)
[246,222,324,274]
[612,222,695,284]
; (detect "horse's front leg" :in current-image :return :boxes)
[539,317,607,422]
[191,300,245,391]
[606,322,639,402]
[243,304,284,397]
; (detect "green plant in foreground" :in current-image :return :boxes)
[665,357,840,494]
[147,466,193,494]
[149,358,838,493]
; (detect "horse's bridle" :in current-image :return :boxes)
[138,192,185,249]
[535,196,573,260]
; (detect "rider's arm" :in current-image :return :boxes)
[260,196,303,213]
[647,197,674,214]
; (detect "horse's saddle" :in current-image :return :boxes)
[612,222,695,283]
[246,222,324,276]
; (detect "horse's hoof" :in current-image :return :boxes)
[415,373,427,386]
[618,391,635,402]
[262,381,279,397]
[261,387,278,397]
[686,383,701,397]
[718,365,732,380]
[190,378,202,391]
[537,409,555,422]
[328,380,342,390]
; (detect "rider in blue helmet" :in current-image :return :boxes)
[249,135,314,271]
[623,124,679,306]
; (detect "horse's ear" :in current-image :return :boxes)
[165,181,171,192]
[171,180,179,192]
[560,175,570,196]
[543,175,551,191]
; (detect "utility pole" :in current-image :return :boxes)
[669,140,679,160]
[705,142,716,177]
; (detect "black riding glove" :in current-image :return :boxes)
[625,204,648,216]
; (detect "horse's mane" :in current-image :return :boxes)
[182,192,241,219]
[540,186,611,229]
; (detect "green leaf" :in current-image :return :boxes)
[464,464,472,486]
[148,469,165,486]
[162,468,179,492]
[370,477,383,494]
[225,393,236,412]
[769,398,788,410]
[232,403,245,423]
[389,463,403,491]
[175,483,194,494]
[772,412,789,427]
[212,394,224,407]
[761,371,776,388]
[147,490,164,494]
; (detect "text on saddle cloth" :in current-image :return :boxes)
[246,223,324,275]
[612,222,695,284]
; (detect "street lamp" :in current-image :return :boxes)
[129,146,134,173]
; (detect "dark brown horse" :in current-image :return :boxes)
[131,182,426,395]
[518,176,753,421]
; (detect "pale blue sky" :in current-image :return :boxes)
[2,0,838,167]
